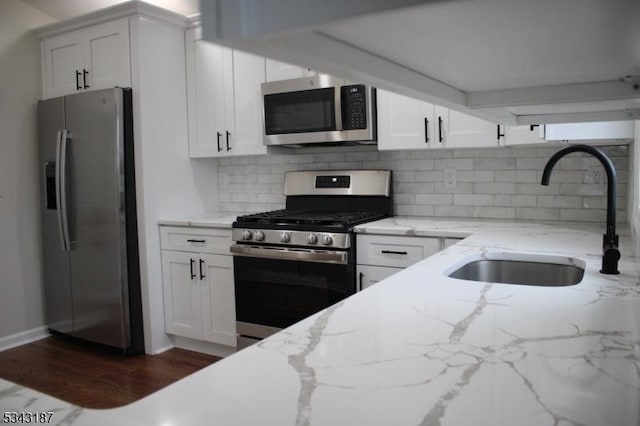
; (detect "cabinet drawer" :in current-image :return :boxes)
[160,226,232,255]
[357,234,440,268]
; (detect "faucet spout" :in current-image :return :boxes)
[541,144,619,274]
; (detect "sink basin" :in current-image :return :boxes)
[446,253,585,287]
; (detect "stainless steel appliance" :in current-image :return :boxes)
[37,87,144,354]
[231,170,392,349]
[261,74,376,146]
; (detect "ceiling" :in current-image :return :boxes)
[200,0,640,124]
[21,0,199,20]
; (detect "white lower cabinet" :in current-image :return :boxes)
[160,226,236,347]
[356,234,456,290]
[357,265,402,290]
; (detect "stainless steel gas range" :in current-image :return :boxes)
[230,170,392,349]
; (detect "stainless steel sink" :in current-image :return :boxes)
[447,253,585,286]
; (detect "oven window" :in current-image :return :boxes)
[234,256,354,329]
[264,87,336,135]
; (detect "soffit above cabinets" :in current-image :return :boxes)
[200,0,640,125]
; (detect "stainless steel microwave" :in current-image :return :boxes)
[261,74,376,147]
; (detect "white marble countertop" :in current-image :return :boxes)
[2,218,639,425]
[157,212,241,228]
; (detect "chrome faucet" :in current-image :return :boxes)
[541,144,620,274]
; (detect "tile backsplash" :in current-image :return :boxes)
[216,144,629,223]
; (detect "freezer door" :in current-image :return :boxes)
[38,97,74,334]
[64,88,130,348]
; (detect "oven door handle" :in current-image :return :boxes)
[230,244,348,265]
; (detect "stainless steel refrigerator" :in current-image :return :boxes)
[38,87,144,354]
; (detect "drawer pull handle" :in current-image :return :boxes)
[381,250,408,255]
[187,239,206,243]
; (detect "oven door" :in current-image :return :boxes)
[231,244,355,342]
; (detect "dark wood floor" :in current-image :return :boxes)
[0,336,220,409]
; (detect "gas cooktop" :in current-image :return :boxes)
[234,209,387,230]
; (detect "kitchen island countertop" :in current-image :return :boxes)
[2,217,639,425]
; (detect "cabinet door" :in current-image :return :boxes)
[440,108,499,149]
[162,251,202,340]
[544,121,635,141]
[377,89,434,150]
[503,125,545,146]
[82,19,131,92]
[230,50,268,156]
[42,31,85,98]
[187,31,231,157]
[265,58,315,81]
[357,265,401,290]
[200,254,236,346]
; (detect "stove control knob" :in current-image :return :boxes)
[280,232,291,243]
[242,230,253,240]
[321,234,333,245]
[308,234,318,244]
[254,231,265,241]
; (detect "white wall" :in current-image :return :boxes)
[0,1,53,339]
[130,16,219,353]
[631,123,640,260]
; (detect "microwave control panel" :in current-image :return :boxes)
[341,85,367,130]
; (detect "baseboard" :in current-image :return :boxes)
[0,326,50,352]
[150,343,175,355]
[169,335,237,358]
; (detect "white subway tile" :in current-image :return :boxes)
[474,182,516,195]
[457,170,494,183]
[416,194,453,205]
[415,171,443,182]
[433,182,474,194]
[434,205,474,217]
[494,170,537,183]
[425,150,454,159]
[473,206,515,219]
[474,158,516,170]
[515,158,547,170]
[515,207,560,221]
[536,195,582,208]
[454,194,494,206]
[494,195,537,207]
[433,158,474,170]
[395,205,419,216]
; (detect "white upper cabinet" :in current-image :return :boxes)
[186,27,267,157]
[265,59,315,82]
[378,89,499,150]
[503,125,546,146]
[442,108,498,149]
[41,19,131,99]
[544,121,635,141]
[377,89,434,150]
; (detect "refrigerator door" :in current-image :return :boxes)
[64,88,130,348]
[38,97,74,334]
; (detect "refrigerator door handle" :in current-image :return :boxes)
[55,129,72,252]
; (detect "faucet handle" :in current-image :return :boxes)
[600,236,620,275]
